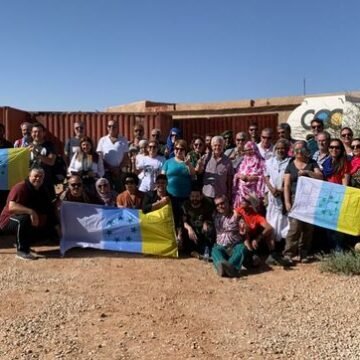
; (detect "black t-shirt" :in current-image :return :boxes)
[285,158,319,195]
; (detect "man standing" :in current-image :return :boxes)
[96,119,129,192]
[212,195,249,277]
[64,121,85,164]
[201,136,233,201]
[0,167,58,260]
[312,131,330,170]
[29,123,56,198]
[248,123,260,143]
[307,118,324,157]
[221,130,235,151]
[129,123,146,150]
[14,122,33,148]
[181,188,215,258]
[257,128,274,160]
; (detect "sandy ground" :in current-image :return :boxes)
[1,235,360,360]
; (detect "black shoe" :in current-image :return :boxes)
[16,251,38,261]
[222,262,239,278]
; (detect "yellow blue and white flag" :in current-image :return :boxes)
[289,177,360,236]
[60,202,178,257]
[0,148,30,190]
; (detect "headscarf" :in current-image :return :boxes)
[233,141,266,205]
[95,178,117,206]
[166,127,182,158]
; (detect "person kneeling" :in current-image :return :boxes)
[212,195,249,278]
[0,167,59,260]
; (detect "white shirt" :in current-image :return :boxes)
[265,156,290,189]
[96,135,129,168]
[68,153,104,177]
[136,155,165,192]
[257,143,274,161]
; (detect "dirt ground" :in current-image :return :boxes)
[1,235,360,360]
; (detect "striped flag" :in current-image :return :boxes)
[289,177,360,236]
[0,148,30,190]
[60,202,178,257]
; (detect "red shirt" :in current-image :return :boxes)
[326,161,350,185]
[235,206,267,233]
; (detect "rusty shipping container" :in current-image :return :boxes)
[173,113,279,142]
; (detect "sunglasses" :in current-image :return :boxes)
[107,125,117,128]
[249,128,257,131]
[151,133,159,136]
[134,129,142,132]
[351,144,360,150]
[75,126,84,130]
[341,133,352,138]
[215,201,225,207]
[329,145,341,150]
[194,143,203,147]
[125,180,135,185]
[236,138,245,141]
[175,147,185,151]
[70,183,82,188]
[276,147,286,151]
[294,148,304,153]
[311,125,322,129]
[148,145,157,149]
[277,131,285,134]
[261,136,272,139]
[98,184,108,188]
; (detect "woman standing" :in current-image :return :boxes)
[265,139,291,244]
[350,137,360,188]
[340,127,354,156]
[136,140,165,192]
[186,136,205,167]
[283,141,323,263]
[162,139,195,231]
[68,136,104,194]
[232,141,266,208]
[322,139,350,251]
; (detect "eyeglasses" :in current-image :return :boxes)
[329,145,341,150]
[236,138,245,141]
[175,147,185,151]
[311,125,322,129]
[261,136,272,139]
[294,148,304,153]
[194,143,203,147]
[341,133,352,138]
[215,201,225,207]
[351,144,360,150]
[70,183,82,188]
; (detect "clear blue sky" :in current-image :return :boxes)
[1,0,359,111]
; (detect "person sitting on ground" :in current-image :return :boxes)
[180,187,215,258]
[95,178,117,207]
[142,174,171,214]
[116,173,144,209]
[235,193,290,266]
[14,122,33,148]
[212,195,249,278]
[0,167,59,260]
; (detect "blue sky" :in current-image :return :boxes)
[1,0,359,111]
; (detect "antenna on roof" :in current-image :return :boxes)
[303,77,307,95]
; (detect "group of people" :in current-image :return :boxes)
[0,117,359,278]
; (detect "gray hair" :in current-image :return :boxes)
[211,135,224,146]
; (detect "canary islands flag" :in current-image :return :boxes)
[0,148,30,190]
[60,202,178,257]
[289,177,360,236]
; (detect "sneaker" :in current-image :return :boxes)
[16,251,38,260]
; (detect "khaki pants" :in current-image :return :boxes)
[283,217,313,258]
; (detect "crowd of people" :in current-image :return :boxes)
[0,118,359,278]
